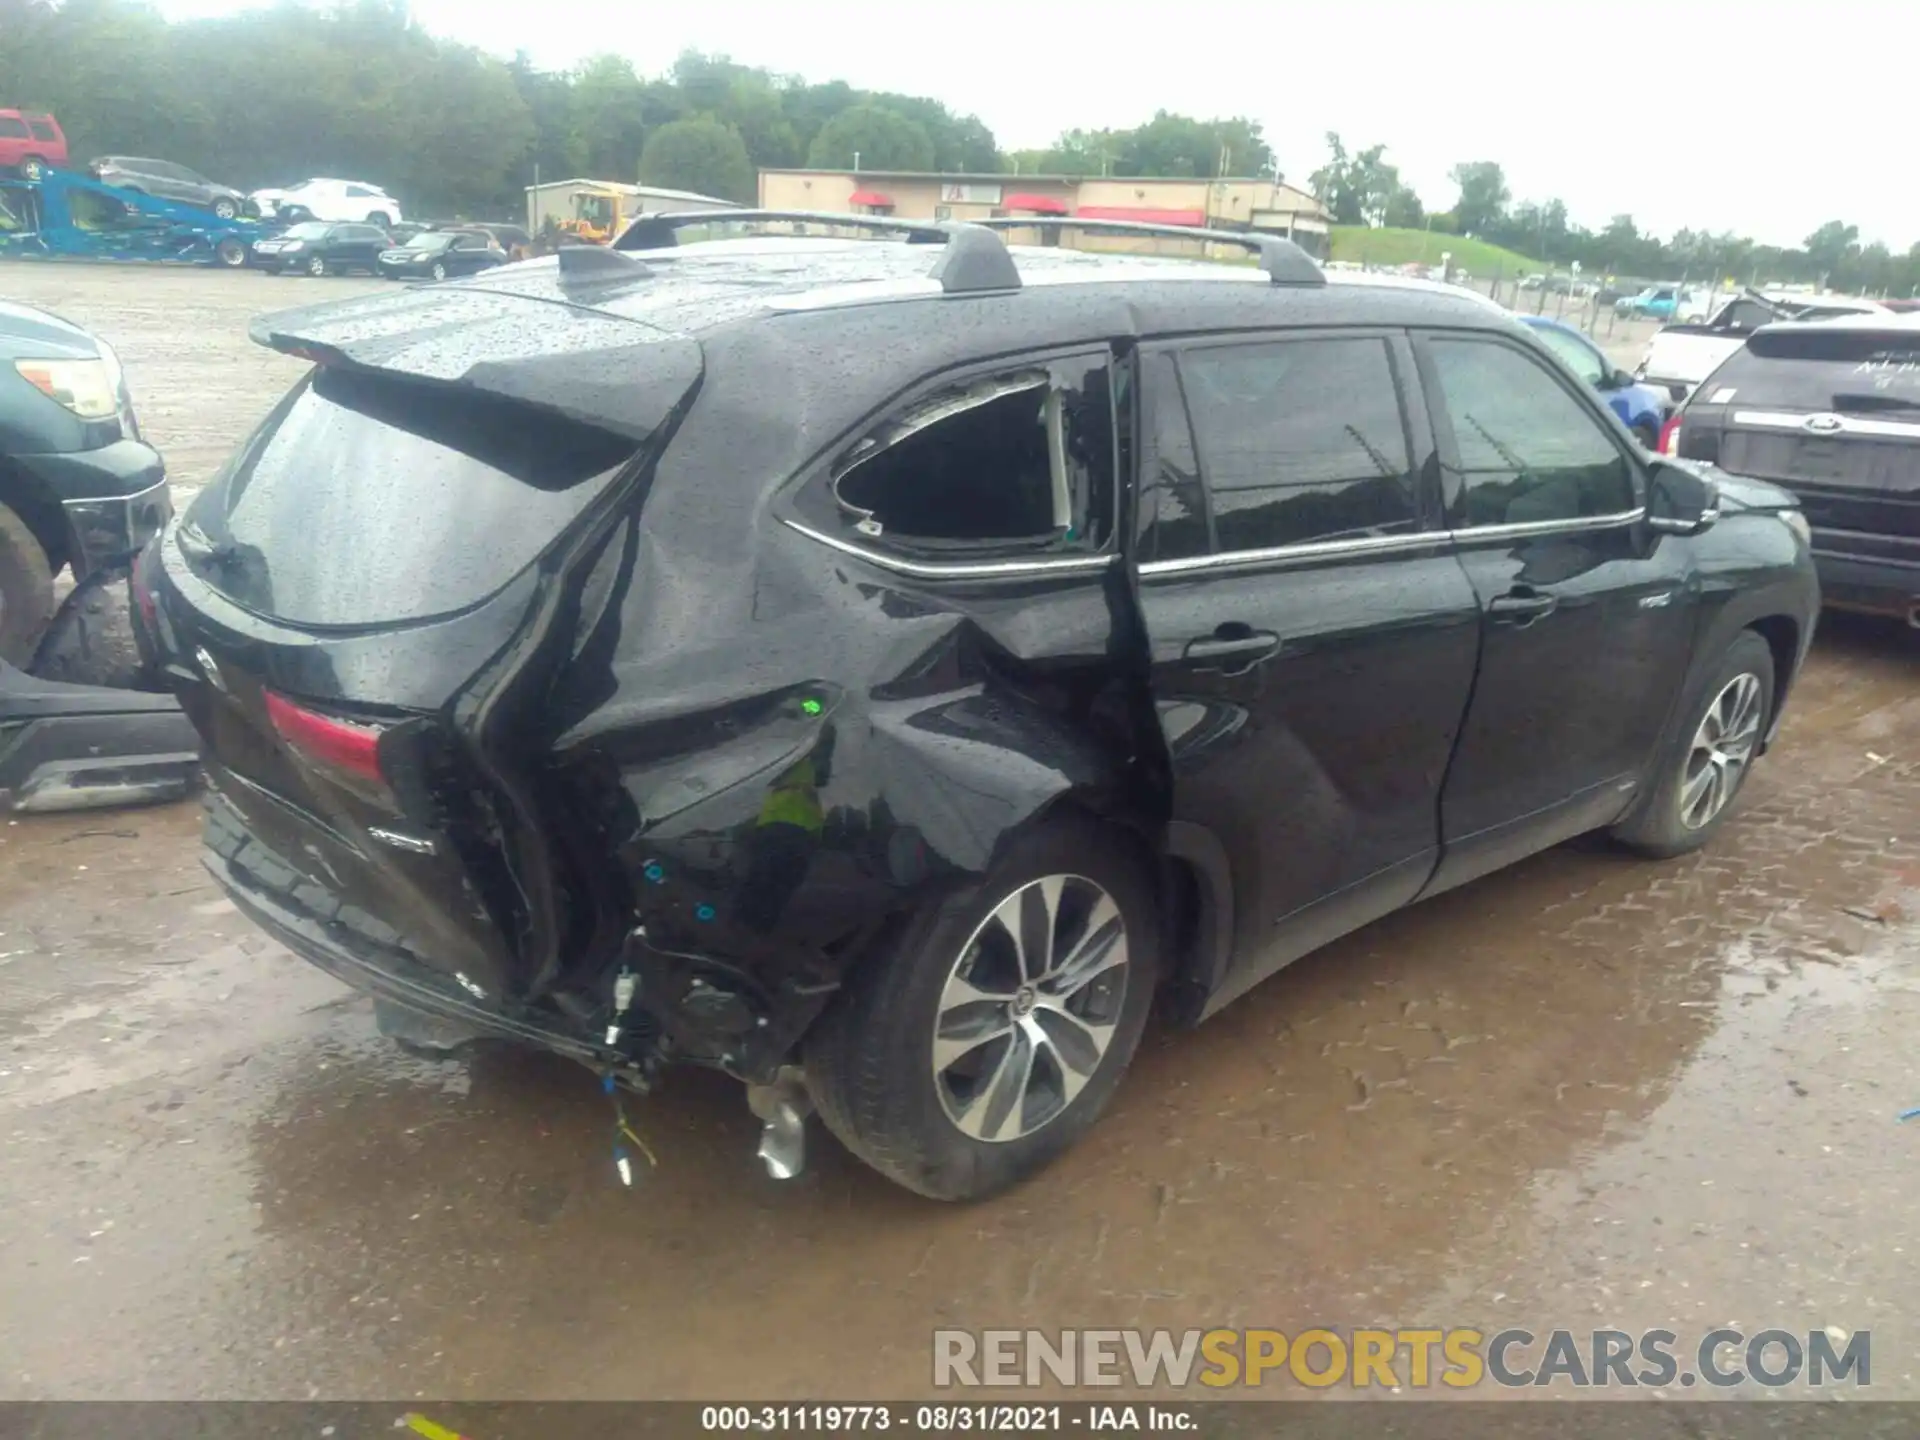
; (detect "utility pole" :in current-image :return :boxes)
[853,151,860,173]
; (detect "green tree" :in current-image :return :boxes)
[1449,161,1509,235]
[639,116,755,202]
[806,103,934,171]
[1804,220,1860,282]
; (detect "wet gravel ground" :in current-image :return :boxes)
[1,264,1916,1403]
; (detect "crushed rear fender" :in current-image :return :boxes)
[542,514,1158,1083]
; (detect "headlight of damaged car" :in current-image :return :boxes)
[14,357,121,422]
[1779,509,1811,548]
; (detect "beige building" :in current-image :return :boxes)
[523,178,737,234]
[757,169,1332,255]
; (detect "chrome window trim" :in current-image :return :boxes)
[1731,408,1920,440]
[1136,507,1646,577]
[1138,528,1445,576]
[780,518,1113,579]
[1446,507,1646,545]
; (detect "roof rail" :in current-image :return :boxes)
[615,209,950,251]
[970,216,1325,286]
[611,208,1023,297]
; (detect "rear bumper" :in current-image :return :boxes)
[201,790,613,1066]
[0,660,199,812]
[1812,532,1920,620]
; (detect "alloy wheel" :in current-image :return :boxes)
[1680,671,1763,830]
[931,874,1130,1143]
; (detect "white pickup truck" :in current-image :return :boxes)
[1637,291,1889,403]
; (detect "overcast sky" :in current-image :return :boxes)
[154,0,1913,249]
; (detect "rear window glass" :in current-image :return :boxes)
[28,120,57,141]
[1708,329,1920,411]
[183,369,635,625]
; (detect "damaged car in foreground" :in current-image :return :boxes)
[139,214,1820,1201]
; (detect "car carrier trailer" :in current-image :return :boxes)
[0,166,273,266]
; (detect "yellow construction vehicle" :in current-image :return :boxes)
[558,187,626,245]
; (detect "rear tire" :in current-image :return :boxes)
[19,155,49,182]
[0,501,55,664]
[806,815,1158,1201]
[1611,630,1775,858]
[29,562,157,691]
[214,237,246,267]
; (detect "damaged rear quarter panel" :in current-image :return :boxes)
[545,307,1158,1059]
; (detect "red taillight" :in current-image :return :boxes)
[265,691,385,781]
[1657,415,1682,455]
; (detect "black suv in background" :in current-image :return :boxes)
[1666,315,1920,626]
[90,156,248,219]
[140,215,1819,1202]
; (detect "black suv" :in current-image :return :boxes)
[1666,315,1920,626]
[139,215,1819,1201]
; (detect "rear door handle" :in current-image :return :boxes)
[1487,588,1558,625]
[1183,627,1282,675]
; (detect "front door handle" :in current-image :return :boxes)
[1487,587,1558,626]
[1183,626,1282,675]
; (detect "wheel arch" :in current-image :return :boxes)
[0,458,72,574]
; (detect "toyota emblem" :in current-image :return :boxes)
[1802,413,1846,434]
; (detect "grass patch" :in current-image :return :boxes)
[1330,226,1544,277]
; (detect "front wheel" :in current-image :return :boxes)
[0,501,56,664]
[214,237,246,267]
[19,155,48,182]
[806,815,1158,1201]
[212,197,238,220]
[1612,630,1775,858]
[305,254,327,277]
[429,260,447,281]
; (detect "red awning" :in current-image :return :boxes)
[847,189,893,208]
[1074,206,1207,227]
[1004,192,1071,215]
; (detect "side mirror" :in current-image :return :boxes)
[1646,459,1719,536]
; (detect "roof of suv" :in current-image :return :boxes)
[455,234,1514,342]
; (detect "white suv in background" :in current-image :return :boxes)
[248,178,402,227]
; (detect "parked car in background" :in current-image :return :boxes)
[1639,290,1889,404]
[142,215,1818,1202]
[1617,286,1681,320]
[89,157,248,220]
[1664,314,1920,624]
[377,228,507,281]
[458,222,533,259]
[250,221,391,275]
[0,110,67,181]
[1519,315,1670,446]
[249,178,401,227]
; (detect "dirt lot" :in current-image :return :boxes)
[2,263,1917,1403]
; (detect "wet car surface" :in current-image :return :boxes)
[2,264,1917,1400]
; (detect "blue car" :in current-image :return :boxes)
[1519,315,1670,447]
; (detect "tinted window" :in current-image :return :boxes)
[340,225,383,241]
[0,118,29,139]
[1136,351,1210,562]
[1427,338,1636,527]
[1179,337,1417,552]
[453,234,486,249]
[1708,329,1920,412]
[183,369,638,626]
[1530,324,1606,386]
[345,184,375,197]
[28,120,57,141]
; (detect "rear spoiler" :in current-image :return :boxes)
[249,283,702,441]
